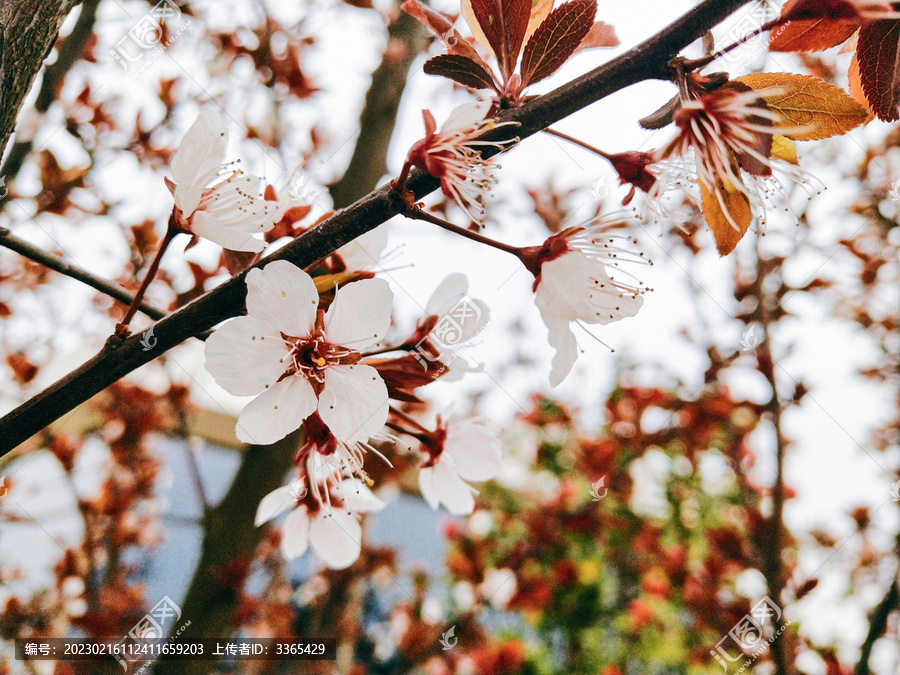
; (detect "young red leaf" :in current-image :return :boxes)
[778,0,863,22]
[856,13,900,121]
[769,0,859,52]
[401,0,493,73]
[469,0,532,81]
[423,54,499,92]
[573,21,619,54]
[519,0,597,89]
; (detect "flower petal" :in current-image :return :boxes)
[324,278,393,349]
[430,459,476,516]
[418,467,440,510]
[445,420,502,482]
[172,110,226,215]
[336,225,388,271]
[280,507,311,560]
[245,261,320,338]
[309,510,362,569]
[204,316,287,396]
[255,486,295,526]
[318,365,388,444]
[545,315,578,388]
[336,479,386,513]
[425,273,468,316]
[191,211,266,252]
[236,376,317,445]
[440,100,491,132]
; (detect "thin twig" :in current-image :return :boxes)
[115,226,177,335]
[403,206,525,258]
[0,226,167,321]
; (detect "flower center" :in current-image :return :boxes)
[281,311,361,385]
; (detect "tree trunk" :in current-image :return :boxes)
[0,0,83,160]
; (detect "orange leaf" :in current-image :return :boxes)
[525,0,554,42]
[700,181,752,256]
[734,72,870,140]
[769,0,858,52]
[848,53,876,121]
[574,21,619,53]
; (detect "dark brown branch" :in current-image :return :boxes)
[0,1,84,160]
[0,225,167,321]
[0,0,754,456]
[854,537,900,675]
[0,0,100,184]
[753,236,790,674]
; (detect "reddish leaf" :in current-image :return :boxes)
[573,20,619,54]
[367,354,444,402]
[778,0,864,22]
[857,14,900,121]
[769,0,859,52]
[520,0,597,89]
[401,0,493,73]
[470,0,532,80]
[6,352,38,385]
[221,249,260,275]
[423,54,499,91]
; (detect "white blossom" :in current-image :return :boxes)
[204,260,393,445]
[167,110,280,252]
[418,419,501,516]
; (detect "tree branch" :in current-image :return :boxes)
[0,0,754,456]
[0,226,167,321]
[854,536,900,675]
[0,0,84,160]
[0,0,99,184]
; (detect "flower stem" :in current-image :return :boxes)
[114,223,178,338]
[542,128,613,160]
[403,207,525,259]
[388,406,432,435]
[394,160,413,194]
[681,16,781,72]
